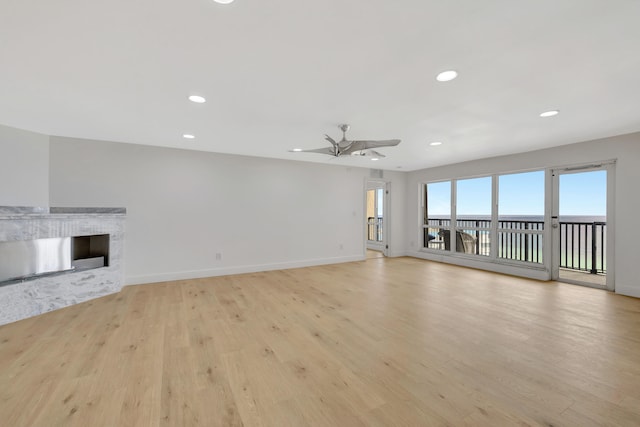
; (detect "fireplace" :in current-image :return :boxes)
[0,206,125,325]
[0,234,111,284]
[72,234,110,271]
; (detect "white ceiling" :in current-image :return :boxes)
[2,0,640,171]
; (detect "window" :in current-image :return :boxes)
[423,181,451,251]
[456,176,492,256]
[422,170,545,265]
[498,171,545,263]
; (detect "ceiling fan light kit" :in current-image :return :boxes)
[294,124,401,159]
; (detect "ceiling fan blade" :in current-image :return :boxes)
[354,139,401,148]
[324,134,338,147]
[292,147,336,155]
[369,150,386,158]
[338,140,352,149]
[342,139,401,154]
[352,149,386,158]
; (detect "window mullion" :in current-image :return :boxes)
[491,174,498,260]
[451,179,457,253]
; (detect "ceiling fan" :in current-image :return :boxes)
[294,124,401,158]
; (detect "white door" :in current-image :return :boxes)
[366,181,389,256]
[551,163,614,290]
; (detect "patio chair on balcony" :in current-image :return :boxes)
[438,230,477,254]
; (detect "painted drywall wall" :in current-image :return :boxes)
[0,124,49,206]
[49,136,406,284]
[406,132,640,297]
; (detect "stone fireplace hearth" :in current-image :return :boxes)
[0,206,126,325]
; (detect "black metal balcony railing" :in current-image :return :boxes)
[423,218,606,274]
[367,217,383,242]
[560,221,606,274]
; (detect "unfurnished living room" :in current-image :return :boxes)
[1,1,640,426]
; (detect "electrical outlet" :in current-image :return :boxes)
[215,253,222,260]
[339,243,344,250]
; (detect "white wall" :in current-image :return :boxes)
[0,124,49,206]
[49,136,406,285]
[406,132,640,298]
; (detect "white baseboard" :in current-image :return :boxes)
[406,250,550,281]
[125,254,366,286]
[615,283,640,299]
[366,242,385,251]
[387,250,408,258]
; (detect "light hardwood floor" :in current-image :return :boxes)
[1,257,640,426]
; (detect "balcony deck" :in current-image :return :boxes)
[559,268,606,287]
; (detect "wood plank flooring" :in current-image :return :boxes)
[1,257,640,426]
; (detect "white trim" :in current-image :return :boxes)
[549,159,616,175]
[551,162,614,290]
[451,179,457,252]
[544,168,554,278]
[363,179,368,257]
[125,255,366,286]
[495,228,544,235]
[615,283,640,299]
[605,163,616,291]
[407,251,550,281]
[417,247,548,271]
[551,169,560,280]
[387,250,408,258]
[383,181,390,257]
[366,241,385,251]
[491,174,498,259]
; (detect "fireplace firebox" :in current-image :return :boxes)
[0,234,110,285]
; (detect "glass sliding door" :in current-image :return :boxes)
[423,181,451,251]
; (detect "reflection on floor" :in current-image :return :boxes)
[366,249,384,259]
[559,268,606,287]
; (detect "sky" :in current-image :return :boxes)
[559,170,607,216]
[427,170,607,217]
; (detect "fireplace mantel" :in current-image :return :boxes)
[0,206,126,217]
[0,206,126,325]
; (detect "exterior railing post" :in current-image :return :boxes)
[591,222,598,274]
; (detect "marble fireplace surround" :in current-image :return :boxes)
[0,206,126,326]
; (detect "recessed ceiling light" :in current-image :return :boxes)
[183,134,195,139]
[436,70,458,82]
[429,141,443,146]
[371,158,379,161]
[540,110,559,117]
[292,148,302,152]
[188,95,206,103]
[213,0,234,3]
